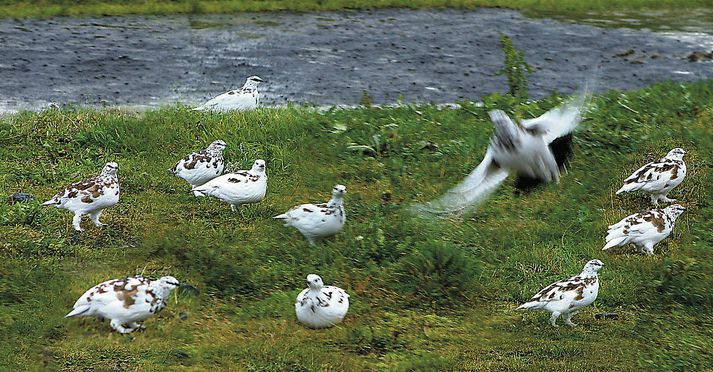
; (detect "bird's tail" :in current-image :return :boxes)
[603,236,629,250]
[192,187,207,197]
[615,183,639,195]
[41,199,57,206]
[273,214,288,220]
[516,301,542,310]
[65,305,91,318]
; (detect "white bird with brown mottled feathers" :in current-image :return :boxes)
[192,159,267,212]
[603,204,685,256]
[517,259,603,327]
[65,275,179,334]
[194,76,264,112]
[42,162,120,231]
[170,140,227,196]
[616,148,687,205]
[295,274,349,329]
[273,185,346,245]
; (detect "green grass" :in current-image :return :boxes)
[1,80,713,370]
[0,0,711,19]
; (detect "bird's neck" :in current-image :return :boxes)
[580,271,598,279]
[327,197,343,208]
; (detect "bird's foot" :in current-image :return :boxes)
[111,320,134,334]
[659,196,676,203]
[565,320,577,327]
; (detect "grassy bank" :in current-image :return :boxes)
[1,80,713,370]
[0,0,711,19]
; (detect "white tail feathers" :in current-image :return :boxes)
[603,236,629,250]
[65,305,90,318]
[516,301,541,310]
[273,214,287,220]
[41,199,57,206]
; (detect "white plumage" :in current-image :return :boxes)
[603,204,685,256]
[517,259,603,327]
[65,275,179,334]
[411,91,588,216]
[42,162,120,231]
[616,148,687,205]
[273,185,346,245]
[192,159,267,211]
[194,76,264,112]
[170,140,227,196]
[295,274,349,329]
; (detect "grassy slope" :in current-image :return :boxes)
[0,0,711,19]
[1,80,713,370]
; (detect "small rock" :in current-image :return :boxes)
[179,312,189,321]
[173,349,190,359]
[595,312,619,320]
[9,193,35,205]
[178,283,200,297]
[687,50,713,62]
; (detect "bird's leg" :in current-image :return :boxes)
[549,312,561,327]
[230,204,238,213]
[110,319,133,334]
[650,194,660,206]
[306,236,316,246]
[89,210,105,227]
[563,312,578,327]
[72,213,84,231]
[659,194,676,203]
[128,322,145,331]
[644,243,655,256]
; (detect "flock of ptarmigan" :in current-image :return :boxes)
[40,75,689,333]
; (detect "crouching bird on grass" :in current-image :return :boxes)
[194,75,264,112]
[273,185,346,245]
[295,274,349,329]
[517,259,603,327]
[170,140,227,196]
[42,162,120,231]
[603,204,685,256]
[65,275,179,334]
[192,159,267,212]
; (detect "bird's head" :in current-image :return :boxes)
[332,184,347,198]
[243,76,264,89]
[208,140,228,153]
[251,159,266,173]
[157,276,180,289]
[666,148,686,160]
[101,162,119,176]
[664,204,686,219]
[582,259,604,274]
[307,274,324,290]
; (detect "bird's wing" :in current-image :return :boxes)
[521,93,586,144]
[411,148,509,216]
[527,275,584,304]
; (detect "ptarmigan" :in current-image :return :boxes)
[42,162,120,231]
[192,159,267,211]
[517,259,603,327]
[65,275,179,334]
[273,185,346,245]
[616,148,687,205]
[412,87,590,216]
[194,76,264,112]
[603,204,685,256]
[170,140,227,196]
[295,274,349,329]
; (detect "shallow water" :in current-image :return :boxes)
[0,8,711,113]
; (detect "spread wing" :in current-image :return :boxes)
[521,92,587,145]
[410,148,509,216]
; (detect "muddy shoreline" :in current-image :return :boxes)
[0,8,711,112]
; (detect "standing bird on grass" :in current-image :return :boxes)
[295,274,349,329]
[603,204,685,256]
[170,140,227,196]
[194,76,264,112]
[42,162,120,231]
[273,185,346,245]
[517,259,603,327]
[615,148,687,205]
[65,275,179,334]
[192,159,267,212]
[412,88,589,216]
